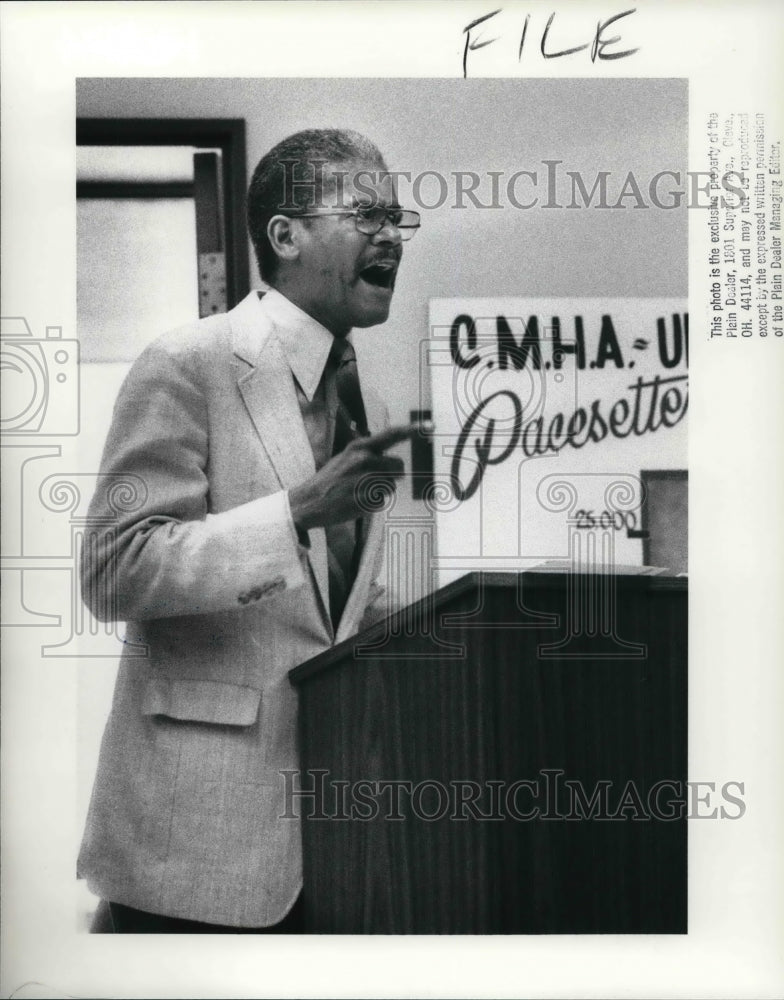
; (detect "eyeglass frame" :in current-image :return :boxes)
[281,205,421,240]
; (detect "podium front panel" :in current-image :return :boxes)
[290,572,687,934]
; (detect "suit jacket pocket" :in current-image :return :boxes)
[141,677,262,726]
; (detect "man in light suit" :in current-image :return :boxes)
[78,128,422,932]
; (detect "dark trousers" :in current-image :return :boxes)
[92,894,305,934]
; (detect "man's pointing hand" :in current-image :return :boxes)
[289,422,431,530]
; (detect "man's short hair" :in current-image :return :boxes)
[247,128,386,283]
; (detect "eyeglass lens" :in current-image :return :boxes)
[356,208,420,239]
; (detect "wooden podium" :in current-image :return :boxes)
[289,571,687,934]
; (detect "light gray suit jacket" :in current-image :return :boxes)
[78,291,388,926]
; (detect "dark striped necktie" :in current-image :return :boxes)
[326,338,368,630]
[332,338,368,447]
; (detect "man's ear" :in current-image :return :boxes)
[267,215,301,265]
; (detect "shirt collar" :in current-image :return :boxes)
[256,288,336,401]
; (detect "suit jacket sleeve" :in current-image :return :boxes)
[81,335,307,622]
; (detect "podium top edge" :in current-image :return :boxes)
[288,569,686,686]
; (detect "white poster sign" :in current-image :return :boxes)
[428,298,688,585]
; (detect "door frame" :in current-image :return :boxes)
[76,117,249,308]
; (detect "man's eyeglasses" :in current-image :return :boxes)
[287,206,421,241]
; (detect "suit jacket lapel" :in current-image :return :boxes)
[230,293,331,623]
[354,370,386,548]
[335,368,390,643]
[361,384,386,438]
[231,293,314,489]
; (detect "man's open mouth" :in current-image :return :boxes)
[359,262,397,290]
